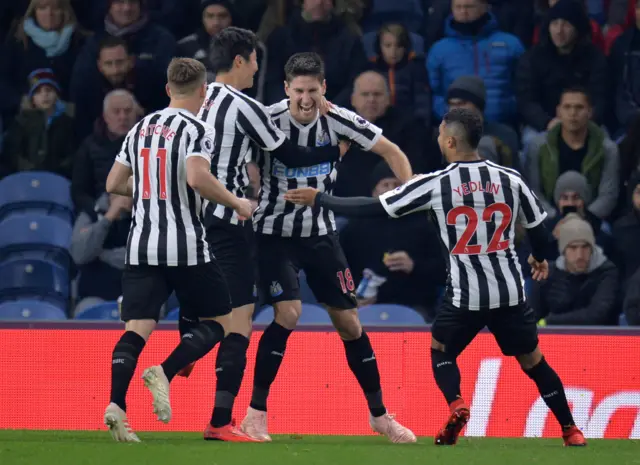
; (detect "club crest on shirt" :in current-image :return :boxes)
[354,116,370,129]
[316,129,330,146]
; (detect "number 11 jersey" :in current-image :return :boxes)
[379,160,547,310]
[115,108,217,267]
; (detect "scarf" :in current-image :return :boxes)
[105,13,149,38]
[23,18,74,57]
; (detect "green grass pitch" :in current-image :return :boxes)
[0,431,639,465]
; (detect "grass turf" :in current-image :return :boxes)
[0,431,638,465]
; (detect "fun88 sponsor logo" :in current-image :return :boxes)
[272,161,331,178]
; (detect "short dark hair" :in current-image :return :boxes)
[209,26,257,73]
[560,86,592,106]
[284,52,325,82]
[442,108,484,150]
[98,35,129,55]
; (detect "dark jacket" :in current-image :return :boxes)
[4,101,75,179]
[264,11,368,106]
[612,173,640,287]
[369,31,430,124]
[623,267,640,325]
[71,119,126,213]
[609,27,640,129]
[516,23,608,131]
[530,246,619,325]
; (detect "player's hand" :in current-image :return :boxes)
[338,140,350,158]
[528,255,549,281]
[233,198,254,221]
[283,187,319,206]
[318,96,334,116]
[383,251,414,274]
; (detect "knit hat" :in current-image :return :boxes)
[553,170,592,205]
[447,76,486,112]
[28,68,60,98]
[370,161,396,192]
[201,0,234,16]
[557,213,595,253]
[547,0,590,35]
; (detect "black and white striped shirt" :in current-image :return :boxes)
[116,108,216,266]
[198,83,285,225]
[253,100,382,236]
[379,160,547,310]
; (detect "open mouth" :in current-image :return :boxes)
[299,103,315,117]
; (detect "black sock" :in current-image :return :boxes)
[161,320,225,381]
[210,333,250,427]
[110,331,146,411]
[250,321,293,412]
[343,332,386,417]
[524,357,575,428]
[430,349,462,405]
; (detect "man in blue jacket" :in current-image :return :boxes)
[427,0,524,125]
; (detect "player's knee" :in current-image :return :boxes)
[273,301,302,329]
[124,319,156,341]
[229,304,254,337]
[516,346,543,371]
[329,308,362,341]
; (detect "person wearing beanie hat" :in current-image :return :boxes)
[552,170,592,207]
[447,76,520,168]
[177,1,233,64]
[530,212,618,326]
[547,0,591,37]
[27,68,61,110]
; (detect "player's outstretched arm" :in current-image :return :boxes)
[370,136,413,182]
[106,161,134,197]
[284,188,388,218]
[186,157,253,220]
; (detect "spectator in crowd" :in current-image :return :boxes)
[530,214,619,325]
[333,71,434,198]
[179,0,267,101]
[533,0,605,51]
[0,1,29,42]
[70,192,131,314]
[446,75,521,169]
[4,69,75,179]
[623,267,640,325]
[367,23,431,122]
[546,170,615,259]
[427,0,524,125]
[71,0,176,94]
[0,0,88,122]
[610,0,640,132]
[339,163,446,322]
[72,89,139,213]
[517,0,607,144]
[422,0,535,50]
[615,113,640,216]
[612,171,640,288]
[525,86,619,219]
[604,0,636,53]
[264,0,368,106]
[71,36,165,140]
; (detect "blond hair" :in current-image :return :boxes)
[17,0,78,44]
[167,58,207,97]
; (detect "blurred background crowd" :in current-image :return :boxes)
[0,0,638,326]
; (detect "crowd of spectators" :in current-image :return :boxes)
[0,0,639,326]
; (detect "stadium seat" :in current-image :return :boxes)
[0,299,67,320]
[299,270,319,304]
[0,214,72,268]
[619,313,629,326]
[0,258,69,306]
[253,305,274,324]
[362,31,425,59]
[165,308,180,320]
[358,304,426,326]
[0,171,74,223]
[74,301,120,320]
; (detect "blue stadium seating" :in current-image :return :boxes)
[253,304,332,325]
[253,305,274,324]
[165,308,180,320]
[74,301,121,320]
[0,300,67,320]
[362,31,425,59]
[360,0,424,33]
[0,214,72,268]
[0,258,69,306]
[619,313,629,326]
[358,304,426,326]
[0,171,74,223]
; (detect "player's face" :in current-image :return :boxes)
[238,50,258,89]
[285,75,326,124]
[558,92,591,132]
[564,241,592,274]
[380,32,405,66]
[557,190,585,213]
[202,4,231,36]
[437,121,454,162]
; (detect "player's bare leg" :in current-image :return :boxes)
[329,308,416,444]
[431,337,469,446]
[104,319,155,442]
[516,346,586,447]
[205,304,260,442]
[243,300,300,442]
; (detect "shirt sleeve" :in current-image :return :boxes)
[236,98,286,151]
[326,106,382,151]
[186,123,216,163]
[518,178,548,228]
[378,174,437,218]
[115,133,132,167]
